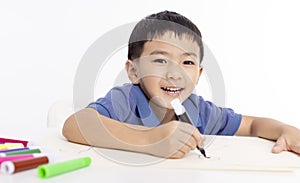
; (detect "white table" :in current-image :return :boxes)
[0,127,299,183]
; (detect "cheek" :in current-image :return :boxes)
[137,63,168,79]
[184,69,199,85]
[140,77,160,89]
[191,73,200,84]
[139,77,162,99]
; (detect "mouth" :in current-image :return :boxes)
[161,86,184,96]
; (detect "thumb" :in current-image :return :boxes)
[272,136,287,153]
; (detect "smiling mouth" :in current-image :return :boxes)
[161,87,184,94]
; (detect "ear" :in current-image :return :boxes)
[125,60,140,84]
[196,66,204,84]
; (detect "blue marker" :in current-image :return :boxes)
[0,147,30,153]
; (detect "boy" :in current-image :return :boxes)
[62,10,300,159]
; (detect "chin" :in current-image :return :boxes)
[148,96,171,108]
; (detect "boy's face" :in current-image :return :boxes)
[126,31,203,109]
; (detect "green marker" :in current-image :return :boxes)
[0,148,41,156]
[37,157,91,178]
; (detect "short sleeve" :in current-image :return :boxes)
[86,84,137,122]
[199,97,242,135]
[87,98,112,118]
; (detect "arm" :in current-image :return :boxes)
[62,108,203,158]
[236,115,300,154]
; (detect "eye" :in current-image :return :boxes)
[183,60,195,65]
[153,59,167,64]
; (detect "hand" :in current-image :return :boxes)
[272,125,300,154]
[142,121,204,159]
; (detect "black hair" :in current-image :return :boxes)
[128,10,204,63]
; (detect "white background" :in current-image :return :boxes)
[0,0,300,129]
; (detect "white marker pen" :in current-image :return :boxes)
[170,98,208,158]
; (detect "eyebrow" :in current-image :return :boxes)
[149,50,198,58]
[149,50,170,56]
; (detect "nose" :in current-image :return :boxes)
[166,64,183,80]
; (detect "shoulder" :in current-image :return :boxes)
[184,93,210,110]
[88,83,143,120]
[92,83,137,108]
[105,84,143,104]
[106,83,140,96]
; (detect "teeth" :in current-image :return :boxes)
[162,87,182,92]
[167,88,180,91]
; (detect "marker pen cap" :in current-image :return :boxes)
[37,157,91,178]
[170,98,185,115]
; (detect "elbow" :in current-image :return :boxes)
[62,115,75,140]
[62,114,87,145]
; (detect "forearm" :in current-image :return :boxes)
[250,117,286,140]
[62,108,205,158]
[236,115,300,154]
[62,108,151,153]
[240,115,294,141]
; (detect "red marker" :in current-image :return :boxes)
[0,154,46,165]
[1,156,49,174]
[0,138,29,147]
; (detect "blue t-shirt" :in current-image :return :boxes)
[87,83,242,135]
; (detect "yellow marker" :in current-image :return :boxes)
[0,143,24,150]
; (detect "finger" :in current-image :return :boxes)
[180,125,204,147]
[179,122,195,134]
[175,136,193,154]
[272,136,288,153]
[191,128,205,147]
[290,142,300,154]
[179,136,197,150]
[179,143,193,154]
[169,150,186,159]
[179,124,201,139]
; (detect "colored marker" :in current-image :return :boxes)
[37,157,91,179]
[170,98,209,158]
[0,138,29,147]
[0,143,24,150]
[1,156,49,174]
[0,148,41,157]
[0,154,46,165]
[0,147,30,153]
[0,146,40,153]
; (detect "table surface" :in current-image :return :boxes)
[0,127,300,183]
